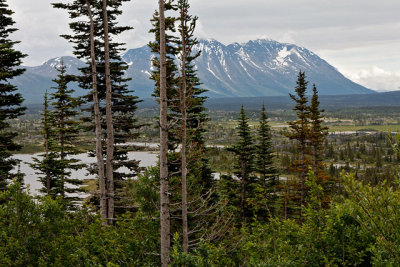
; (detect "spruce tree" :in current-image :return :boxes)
[31,92,62,197]
[177,0,212,194]
[149,1,179,140]
[32,63,84,205]
[176,0,212,252]
[84,0,107,222]
[148,4,176,262]
[54,0,141,217]
[49,62,84,204]
[229,106,256,224]
[309,84,328,172]
[308,84,333,206]
[0,0,26,189]
[149,0,211,189]
[255,103,279,217]
[287,71,310,218]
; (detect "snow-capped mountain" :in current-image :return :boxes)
[14,39,373,104]
[122,38,373,98]
[12,56,85,104]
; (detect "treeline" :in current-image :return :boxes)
[1,0,400,266]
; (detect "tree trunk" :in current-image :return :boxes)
[313,145,317,173]
[60,110,65,198]
[300,140,306,222]
[86,0,107,223]
[102,0,115,226]
[241,163,246,225]
[159,0,170,265]
[44,92,50,196]
[180,9,189,253]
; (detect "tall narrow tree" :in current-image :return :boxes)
[229,106,255,224]
[31,92,61,197]
[176,0,212,194]
[85,0,107,222]
[150,0,212,251]
[54,0,140,221]
[31,63,83,205]
[309,84,328,172]
[0,0,26,189]
[42,91,52,195]
[102,0,115,226]
[178,0,189,253]
[255,103,279,217]
[158,0,170,265]
[49,61,83,205]
[287,71,310,219]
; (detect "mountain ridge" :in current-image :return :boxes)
[14,38,374,104]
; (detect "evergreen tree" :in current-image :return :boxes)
[0,0,26,189]
[32,63,84,205]
[308,84,332,207]
[309,84,328,172]
[229,106,256,224]
[31,92,63,198]
[85,0,107,222]
[255,103,279,218]
[176,0,212,252]
[49,62,84,204]
[177,0,212,194]
[149,1,179,147]
[149,0,211,191]
[148,1,177,257]
[53,0,142,216]
[287,71,311,218]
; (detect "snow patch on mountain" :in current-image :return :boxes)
[14,38,374,103]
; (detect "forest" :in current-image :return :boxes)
[1,0,400,266]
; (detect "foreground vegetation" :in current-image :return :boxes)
[2,171,400,266]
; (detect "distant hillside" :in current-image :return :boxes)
[135,91,400,112]
[24,91,400,114]
[203,91,400,112]
[14,38,374,104]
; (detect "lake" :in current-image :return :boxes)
[13,151,159,195]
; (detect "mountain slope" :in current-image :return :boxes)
[13,56,86,104]
[14,39,374,104]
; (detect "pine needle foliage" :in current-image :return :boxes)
[0,0,26,189]
[309,84,328,171]
[229,105,256,224]
[286,71,311,218]
[32,63,84,205]
[255,103,279,218]
[53,0,142,211]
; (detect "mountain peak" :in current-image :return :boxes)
[43,56,83,68]
[14,37,373,104]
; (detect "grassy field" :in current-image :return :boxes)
[327,124,400,133]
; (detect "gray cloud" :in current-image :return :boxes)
[7,0,400,91]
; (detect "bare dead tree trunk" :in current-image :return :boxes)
[179,8,189,254]
[86,0,107,223]
[159,0,170,265]
[44,92,50,196]
[102,0,115,226]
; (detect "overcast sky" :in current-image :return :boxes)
[8,0,400,91]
